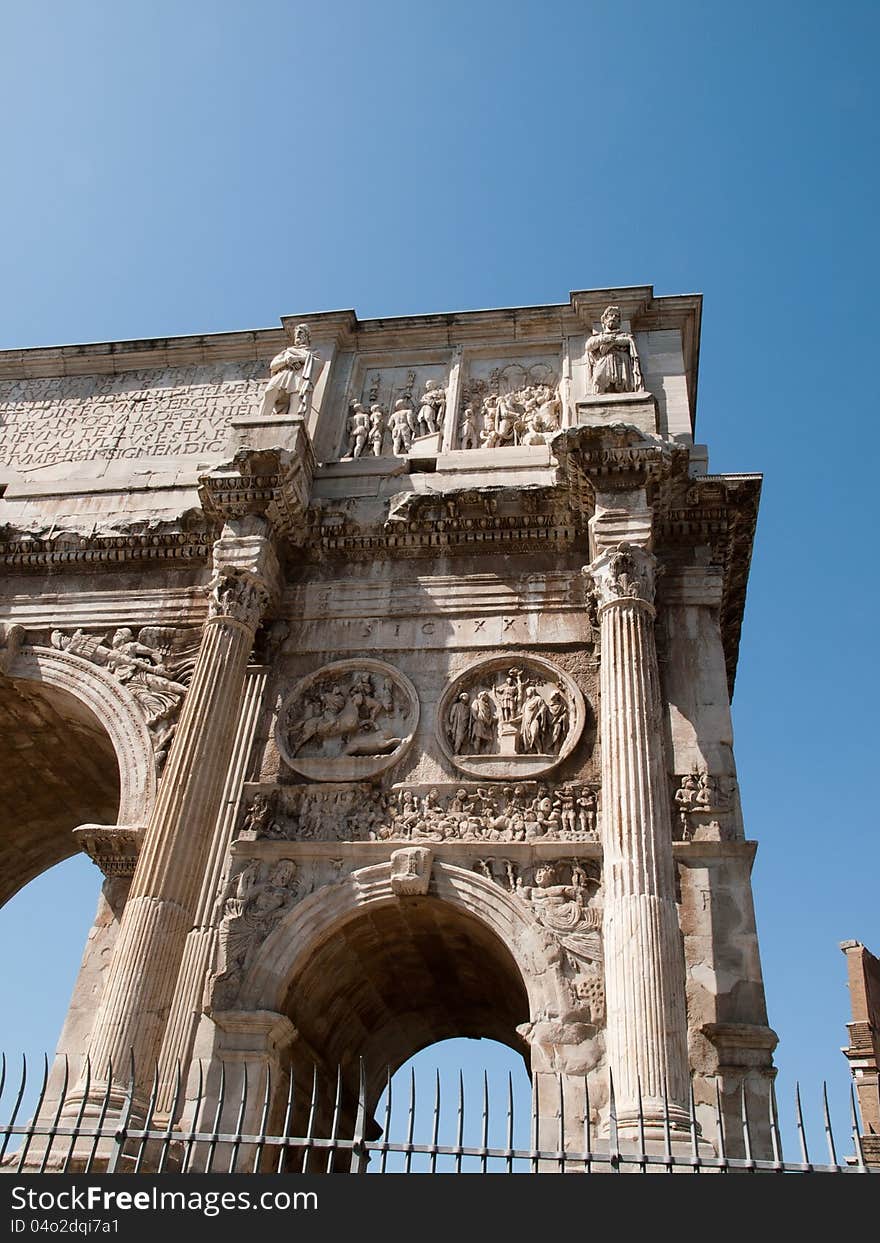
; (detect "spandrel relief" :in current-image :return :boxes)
[276,659,419,781]
[437,656,587,779]
[49,625,199,768]
[477,856,605,1024]
[459,358,562,450]
[237,780,599,844]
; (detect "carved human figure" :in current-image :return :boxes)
[416,380,445,436]
[497,668,525,722]
[470,690,497,752]
[480,397,499,447]
[260,323,320,418]
[346,402,370,458]
[389,399,415,454]
[520,385,562,445]
[369,405,385,456]
[519,863,601,962]
[576,787,597,836]
[448,691,472,754]
[585,305,644,395]
[459,405,480,450]
[519,685,548,754]
[544,690,569,753]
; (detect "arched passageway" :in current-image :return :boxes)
[0,677,119,906]
[280,896,531,1113]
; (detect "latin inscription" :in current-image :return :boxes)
[0,361,267,469]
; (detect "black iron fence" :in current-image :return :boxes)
[0,1053,874,1175]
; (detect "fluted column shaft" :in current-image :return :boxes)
[589,542,691,1133]
[85,529,277,1105]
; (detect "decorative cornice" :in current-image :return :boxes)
[0,530,213,571]
[551,423,691,520]
[198,443,315,545]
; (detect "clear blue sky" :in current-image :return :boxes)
[1,0,877,1157]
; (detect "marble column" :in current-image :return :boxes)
[587,540,692,1139]
[81,521,279,1118]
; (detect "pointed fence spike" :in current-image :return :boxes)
[608,1068,619,1172]
[404,1066,416,1174]
[349,1057,368,1175]
[379,1066,392,1175]
[182,1060,204,1175]
[455,1070,464,1174]
[0,1054,28,1166]
[481,1070,490,1174]
[430,1069,440,1174]
[275,1066,295,1175]
[506,1071,515,1174]
[821,1081,838,1168]
[582,1073,592,1174]
[62,1054,91,1174]
[205,1060,226,1175]
[636,1073,646,1172]
[252,1063,272,1174]
[17,1053,50,1173]
[300,1065,318,1175]
[228,1062,249,1174]
[87,1058,114,1174]
[740,1080,753,1166]
[794,1081,810,1167]
[157,1060,183,1176]
[39,1053,70,1174]
[133,1060,160,1174]
[714,1078,727,1165]
[325,1064,343,1174]
[768,1079,783,1166]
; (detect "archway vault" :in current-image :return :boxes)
[232,861,568,1111]
[0,646,157,905]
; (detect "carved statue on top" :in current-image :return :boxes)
[459,405,480,451]
[585,305,645,395]
[389,399,415,454]
[259,323,321,419]
[50,625,198,765]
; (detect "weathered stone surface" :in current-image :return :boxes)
[0,286,775,1164]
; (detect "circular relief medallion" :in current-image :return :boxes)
[437,655,587,780]
[277,659,419,782]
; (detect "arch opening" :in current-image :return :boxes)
[281,896,531,1122]
[0,677,120,906]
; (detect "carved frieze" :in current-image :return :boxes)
[238,780,599,844]
[49,625,198,767]
[460,358,561,450]
[672,771,733,842]
[339,363,449,458]
[436,655,587,779]
[276,659,419,781]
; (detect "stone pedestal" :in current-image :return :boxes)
[575,392,658,436]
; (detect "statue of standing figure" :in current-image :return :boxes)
[389,399,415,454]
[369,405,386,456]
[585,305,645,395]
[346,402,370,458]
[416,380,446,437]
[259,323,321,418]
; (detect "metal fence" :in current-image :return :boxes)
[0,1053,875,1175]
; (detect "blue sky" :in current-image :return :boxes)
[1,0,877,1156]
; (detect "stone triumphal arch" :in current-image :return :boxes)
[0,286,777,1164]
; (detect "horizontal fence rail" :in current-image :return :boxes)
[0,1053,874,1175]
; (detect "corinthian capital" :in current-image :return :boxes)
[207,569,271,629]
[585,542,659,611]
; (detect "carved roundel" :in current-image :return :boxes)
[437,655,587,780]
[277,659,419,782]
